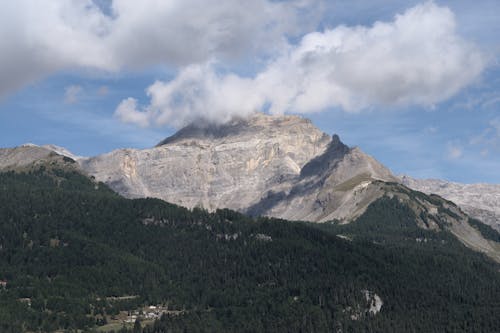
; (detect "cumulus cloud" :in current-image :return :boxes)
[116,2,486,128]
[114,63,262,128]
[0,0,111,97]
[115,98,150,128]
[0,0,315,97]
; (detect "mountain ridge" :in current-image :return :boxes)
[401,175,500,231]
[1,112,499,262]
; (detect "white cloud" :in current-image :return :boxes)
[115,98,150,128]
[114,63,262,127]
[0,0,316,97]
[116,2,486,128]
[0,1,111,97]
[64,85,83,104]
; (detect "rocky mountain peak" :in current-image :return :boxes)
[156,112,323,146]
[79,112,400,223]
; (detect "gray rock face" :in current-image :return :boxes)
[401,176,500,231]
[80,113,396,222]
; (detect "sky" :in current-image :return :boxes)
[0,0,499,183]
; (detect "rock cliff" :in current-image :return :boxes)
[80,113,396,222]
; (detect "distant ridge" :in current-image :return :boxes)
[401,175,500,231]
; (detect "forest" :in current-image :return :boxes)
[0,167,499,332]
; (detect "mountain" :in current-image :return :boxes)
[1,113,500,263]
[1,168,499,332]
[75,113,500,262]
[2,114,500,331]
[80,113,396,222]
[401,176,500,231]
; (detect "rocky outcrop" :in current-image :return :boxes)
[401,176,500,231]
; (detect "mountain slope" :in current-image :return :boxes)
[1,168,500,332]
[401,176,500,231]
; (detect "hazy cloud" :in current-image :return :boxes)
[107,0,320,67]
[424,126,439,134]
[97,86,109,96]
[117,2,486,128]
[469,117,500,152]
[64,85,83,104]
[491,118,500,136]
[447,142,463,160]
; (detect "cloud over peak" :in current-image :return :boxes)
[0,1,488,129]
[116,2,486,128]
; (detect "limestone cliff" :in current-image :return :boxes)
[80,113,396,222]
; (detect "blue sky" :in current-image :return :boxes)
[0,0,499,183]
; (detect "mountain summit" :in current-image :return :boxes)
[80,112,396,222]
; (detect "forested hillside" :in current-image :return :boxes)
[0,168,499,332]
